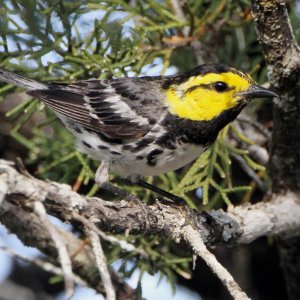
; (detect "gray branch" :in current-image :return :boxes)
[1,159,300,244]
[0,158,300,246]
[0,160,135,300]
[251,1,300,299]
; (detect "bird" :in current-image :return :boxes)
[0,64,278,202]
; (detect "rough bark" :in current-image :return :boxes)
[0,197,135,300]
[1,159,300,298]
[251,0,300,192]
[251,1,300,299]
[1,159,300,247]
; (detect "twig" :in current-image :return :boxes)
[248,145,269,166]
[170,0,189,36]
[231,153,266,192]
[237,116,271,140]
[74,213,116,300]
[0,179,8,205]
[182,225,250,300]
[73,212,147,257]
[33,201,75,300]
[0,246,87,287]
[89,229,116,300]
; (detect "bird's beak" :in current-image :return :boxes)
[236,84,279,100]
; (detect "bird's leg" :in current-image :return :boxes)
[95,161,129,198]
[95,164,184,204]
[135,179,185,205]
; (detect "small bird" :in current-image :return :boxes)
[0,64,278,201]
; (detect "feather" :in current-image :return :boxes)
[27,78,167,140]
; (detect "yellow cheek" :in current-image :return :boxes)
[165,88,238,121]
[164,71,252,121]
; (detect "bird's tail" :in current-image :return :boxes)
[0,68,48,90]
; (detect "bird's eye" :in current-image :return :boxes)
[214,81,228,93]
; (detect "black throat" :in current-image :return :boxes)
[157,103,246,148]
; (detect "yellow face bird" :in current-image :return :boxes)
[0,64,278,202]
[164,65,276,121]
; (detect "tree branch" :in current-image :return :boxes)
[251,0,300,192]
[77,213,116,300]
[182,225,250,300]
[0,161,135,300]
[1,158,300,298]
[33,200,75,299]
[251,1,300,299]
[1,159,300,246]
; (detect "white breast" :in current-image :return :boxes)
[111,143,206,177]
[57,113,206,178]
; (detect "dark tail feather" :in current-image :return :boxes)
[0,68,48,90]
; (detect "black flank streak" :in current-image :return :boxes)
[74,126,82,134]
[87,91,103,98]
[179,135,189,144]
[89,101,113,109]
[148,118,156,125]
[82,141,92,148]
[98,145,108,150]
[111,151,121,155]
[96,132,124,144]
[122,144,133,151]
[147,149,164,167]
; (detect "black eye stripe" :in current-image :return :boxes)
[185,83,234,94]
[185,83,213,94]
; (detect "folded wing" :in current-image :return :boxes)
[29,78,164,140]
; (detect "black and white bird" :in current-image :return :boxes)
[0,65,278,201]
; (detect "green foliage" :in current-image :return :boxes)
[0,0,288,294]
[170,125,261,208]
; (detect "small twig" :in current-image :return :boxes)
[248,144,269,166]
[100,232,147,257]
[231,153,266,192]
[170,0,190,37]
[33,201,75,300]
[88,229,116,300]
[74,213,116,300]
[73,211,146,256]
[182,225,250,300]
[0,246,87,287]
[0,178,8,205]
[237,116,271,140]
[15,157,34,178]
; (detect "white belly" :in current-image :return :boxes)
[60,115,206,178]
[111,143,206,177]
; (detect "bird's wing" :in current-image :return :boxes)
[29,77,166,140]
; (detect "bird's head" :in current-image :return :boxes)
[164,64,278,121]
